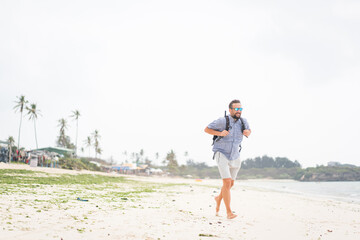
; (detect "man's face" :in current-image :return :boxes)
[229,103,242,120]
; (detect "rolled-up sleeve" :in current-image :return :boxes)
[242,118,250,130]
[207,117,225,131]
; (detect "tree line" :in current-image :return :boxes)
[241,155,301,169]
[160,152,302,178]
[10,95,102,159]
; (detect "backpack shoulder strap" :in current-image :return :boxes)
[212,112,229,145]
[239,117,245,132]
[225,115,230,131]
[239,117,245,152]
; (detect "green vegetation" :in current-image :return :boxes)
[237,168,301,180]
[241,155,301,169]
[0,169,168,204]
[294,166,360,181]
[92,130,102,159]
[160,155,302,179]
[0,169,174,234]
[164,154,360,181]
[0,169,127,185]
[13,95,28,151]
[179,161,220,179]
[11,94,101,162]
[164,150,179,175]
[18,150,357,182]
[58,158,101,171]
[70,110,81,155]
[26,103,41,149]
[56,118,75,150]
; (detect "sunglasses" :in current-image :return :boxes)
[231,108,243,111]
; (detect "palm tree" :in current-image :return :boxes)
[92,130,100,159]
[26,103,41,149]
[96,147,102,158]
[140,149,144,161]
[84,136,92,158]
[166,150,179,174]
[70,110,80,156]
[7,136,15,163]
[122,151,128,163]
[155,152,159,165]
[57,118,68,147]
[13,95,28,152]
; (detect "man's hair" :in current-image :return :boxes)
[229,99,241,109]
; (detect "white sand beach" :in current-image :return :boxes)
[1,163,359,240]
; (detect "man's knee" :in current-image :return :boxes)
[230,180,234,188]
[222,178,232,189]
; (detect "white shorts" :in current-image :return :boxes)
[215,152,241,180]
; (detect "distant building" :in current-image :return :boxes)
[111,163,159,175]
[0,140,9,145]
[328,161,357,168]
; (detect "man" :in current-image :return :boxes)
[204,99,251,219]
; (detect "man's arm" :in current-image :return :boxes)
[243,129,251,137]
[242,118,251,138]
[204,127,230,137]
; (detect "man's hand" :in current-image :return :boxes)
[219,130,229,137]
[243,129,251,138]
[204,127,229,137]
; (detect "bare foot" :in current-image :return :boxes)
[227,213,237,219]
[214,196,221,215]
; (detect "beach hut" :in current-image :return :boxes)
[0,140,9,145]
[27,148,65,168]
[150,168,164,175]
[137,164,150,175]
[33,147,74,156]
[111,165,131,174]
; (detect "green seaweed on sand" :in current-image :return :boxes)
[0,169,177,205]
[0,169,128,185]
[199,233,216,237]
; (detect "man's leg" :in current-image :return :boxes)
[214,152,237,218]
[215,179,235,214]
[220,178,237,219]
[215,157,240,217]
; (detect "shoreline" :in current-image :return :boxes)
[236,179,360,205]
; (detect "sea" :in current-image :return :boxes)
[237,180,360,204]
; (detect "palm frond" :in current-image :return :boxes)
[13,95,28,113]
[70,109,81,120]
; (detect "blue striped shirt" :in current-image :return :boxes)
[207,115,250,160]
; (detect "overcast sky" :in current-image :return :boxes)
[1,0,359,167]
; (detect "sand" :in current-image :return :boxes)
[1,163,359,240]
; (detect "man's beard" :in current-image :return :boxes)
[232,113,241,120]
